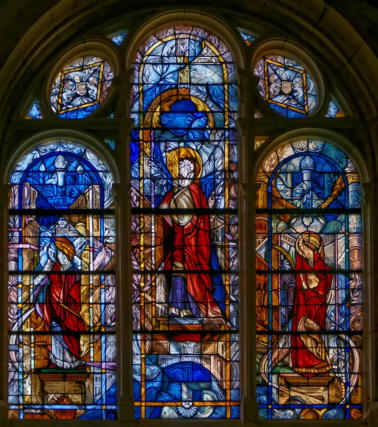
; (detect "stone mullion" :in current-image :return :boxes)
[237,65,259,423]
[114,66,135,423]
[0,184,9,426]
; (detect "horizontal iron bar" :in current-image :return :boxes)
[256,330,362,336]
[132,269,238,274]
[256,269,362,274]
[256,208,361,214]
[9,270,116,275]
[131,208,237,215]
[9,209,115,215]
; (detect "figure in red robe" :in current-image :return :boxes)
[160,147,223,320]
[291,231,332,375]
[39,236,86,368]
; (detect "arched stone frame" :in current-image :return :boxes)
[0,1,376,426]
[251,129,371,422]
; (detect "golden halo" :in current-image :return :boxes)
[165,147,203,179]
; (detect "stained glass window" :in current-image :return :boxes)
[25,100,42,119]
[256,139,362,420]
[326,98,345,118]
[238,28,255,46]
[130,25,239,419]
[107,30,128,46]
[8,141,116,420]
[254,55,318,118]
[50,56,114,119]
[104,137,116,150]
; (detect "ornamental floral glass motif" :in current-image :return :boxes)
[254,55,318,118]
[256,140,363,420]
[50,56,114,119]
[130,25,239,419]
[8,141,116,420]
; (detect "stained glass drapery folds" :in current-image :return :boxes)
[50,56,114,119]
[256,140,362,420]
[130,25,239,419]
[8,141,116,420]
[254,55,318,118]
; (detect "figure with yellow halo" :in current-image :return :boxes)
[34,236,86,368]
[291,231,333,373]
[159,146,224,320]
[259,231,334,381]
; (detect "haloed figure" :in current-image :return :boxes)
[159,147,223,320]
[291,231,332,374]
[36,236,86,368]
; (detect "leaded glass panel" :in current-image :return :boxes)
[254,55,318,118]
[50,57,114,119]
[256,140,363,420]
[8,141,116,420]
[130,25,240,419]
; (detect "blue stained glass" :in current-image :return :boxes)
[256,139,363,420]
[237,28,256,45]
[326,98,345,118]
[50,56,114,119]
[254,55,318,117]
[8,141,116,420]
[25,99,42,119]
[104,137,115,150]
[107,30,127,45]
[131,25,239,419]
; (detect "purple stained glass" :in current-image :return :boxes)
[8,141,116,420]
[50,56,114,119]
[254,55,318,118]
[131,25,239,419]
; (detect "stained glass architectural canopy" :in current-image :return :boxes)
[254,54,318,118]
[8,141,116,420]
[256,139,362,420]
[50,56,114,119]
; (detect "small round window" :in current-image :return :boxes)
[254,54,318,118]
[50,56,114,119]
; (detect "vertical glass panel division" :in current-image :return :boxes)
[256,139,363,420]
[8,141,116,420]
[131,25,239,419]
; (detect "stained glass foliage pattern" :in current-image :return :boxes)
[50,56,114,119]
[256,140,362,420]
[25,100,42,119]
[254,55,318,118]
[8,141,116,420]
[326,98,345,118]
[107,30,128,46]
[131,25,239,419]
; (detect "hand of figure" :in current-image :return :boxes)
[305,317,320,331]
